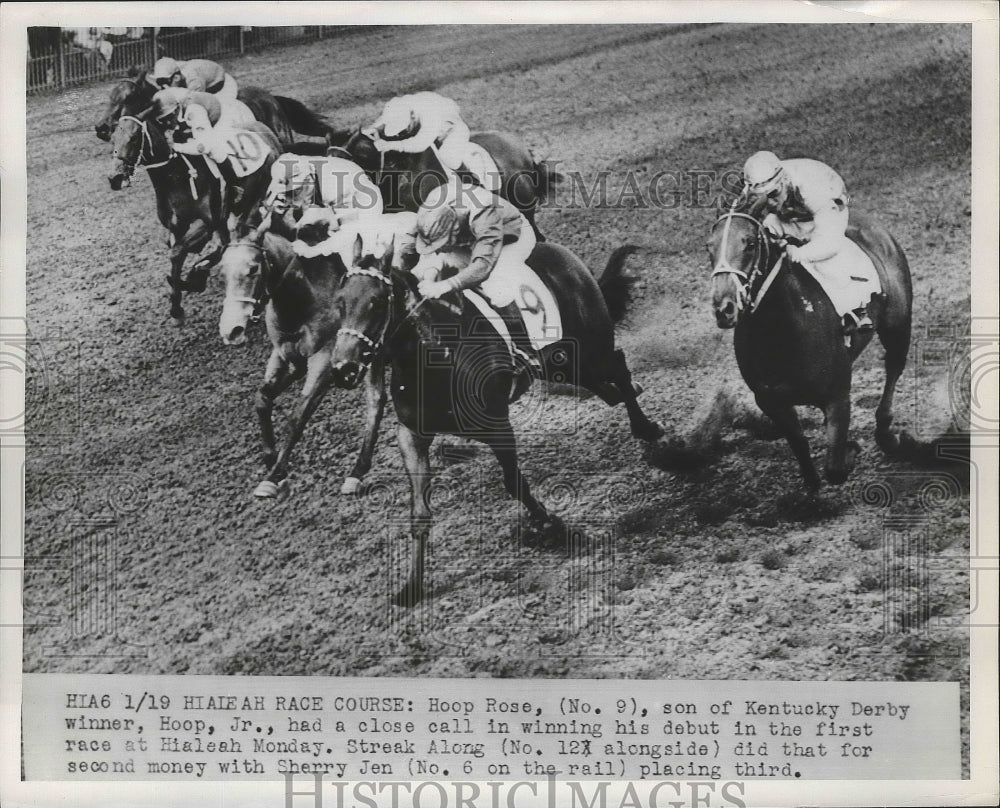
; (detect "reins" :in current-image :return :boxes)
[711,209,786,314]
[334,266,444,372]
[116,115,199,199]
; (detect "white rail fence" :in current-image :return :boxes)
[26,26,354,95]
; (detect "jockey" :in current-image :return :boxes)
[152,57,238,101]
[150,87,259,212]
[742,150,873,333]
[399,180,542,376]
[264,154,383,224]
[366,92,495,190]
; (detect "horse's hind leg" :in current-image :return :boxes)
[875,319,911,454]
[606,348,663,441]
[254,348,306,471]
[395,424,434,607]
[342,359,389,495]
[253,352,334,499]
[823,392,859,485]
[757,394,821,490]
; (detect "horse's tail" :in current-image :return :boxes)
[533,159,563,200]
[597,245,640,325]
[274,95,351,145]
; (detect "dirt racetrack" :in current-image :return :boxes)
[23,23,971,749]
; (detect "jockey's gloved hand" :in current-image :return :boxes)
[786,245,804,264]
[373,138,392,153]
[418,279,456,299]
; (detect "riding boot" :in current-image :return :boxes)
[497,302,542,399]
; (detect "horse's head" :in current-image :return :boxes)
[708,210,769,329]
[96,71,150,141]
[329,234,396,390]
[218,225,273,346]
[343,128,379,176]
[108,115,143,189]
[108,112,168,190]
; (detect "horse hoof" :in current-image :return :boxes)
[169,314,185,328]
[253,479,289,500]
[632,420,664,442]
[340,476,362,496]
[632,382,644,397]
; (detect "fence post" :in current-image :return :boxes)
[56,33,66,90]
[152,27,159,60]
[239,26,245,54]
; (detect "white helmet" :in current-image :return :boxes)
[743,150,786,195]
[379,97,413,138]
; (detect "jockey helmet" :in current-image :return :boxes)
[153,57,182,87]
[416,203,459,254]
[380,98,414,138]
[150,89,181,123]
[743,151,786,196]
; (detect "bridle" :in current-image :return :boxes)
[112,115,199,197]
[710,209,786,315]
[224,242,272,323]
[113,115,169,171]
[334,266,396,374]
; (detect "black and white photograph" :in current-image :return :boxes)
[1,2,997,806]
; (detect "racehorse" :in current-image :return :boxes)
[225,215,389,499]
[108,113,228,324]
[708,207,912,488]
[95,68,344,152]
[336,128,559,239]
[327,237,663,606]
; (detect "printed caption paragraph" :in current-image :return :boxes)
[23,675,959,780]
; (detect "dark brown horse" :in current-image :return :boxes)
[108,114,281,323]
[95,68,345,151]
[709,208,912,488]
[233,214,389,499]
[327,238,662,606]
[108,113,228,324]
[337,129,559,239]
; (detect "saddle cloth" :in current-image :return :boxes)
[464,263,562,353]
[797,238,882,317]
[215,126,272,178]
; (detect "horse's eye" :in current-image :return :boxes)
[743,242,755,254]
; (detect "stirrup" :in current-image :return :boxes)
[843,308,874,336]
[512,346,542,377]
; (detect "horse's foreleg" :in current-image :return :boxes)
[253,352,334,499]
[394,424,433,607]
[823,393,858,485]
[254,348,305,471]
[342,359,389,495]
[482,424,564,544]
[757,394,821,490]
[607,348,663,441]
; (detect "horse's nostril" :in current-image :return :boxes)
[228,326,245,342]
